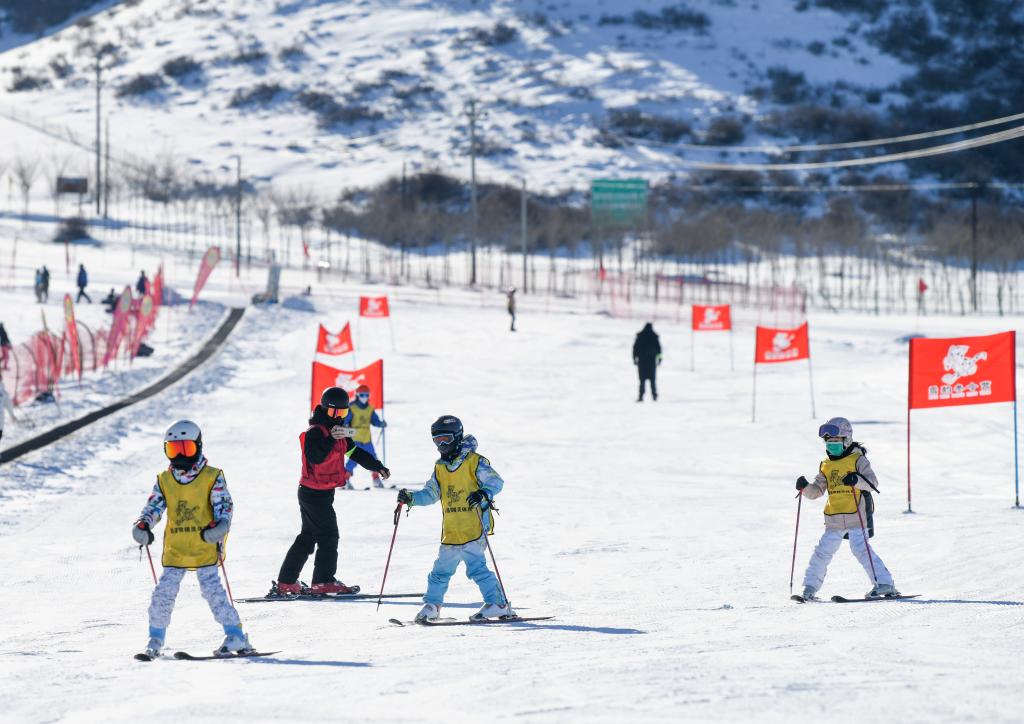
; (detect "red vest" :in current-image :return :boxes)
[298,425,350,490]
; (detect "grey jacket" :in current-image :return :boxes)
[802,445,879,532]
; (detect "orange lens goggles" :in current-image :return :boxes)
[164,440,198,458]
[325,406,347,419]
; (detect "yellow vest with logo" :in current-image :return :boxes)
[348,405,375,444]
[158,465,222,569]
[820,452,862,516]
[437,452,494,545]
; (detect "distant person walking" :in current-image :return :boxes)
[0,322,11,370]
[633,322,662,402]
[33,269,43,303]
[506,287,517,332]
[76,264,92,304]
[136,270,149,297]
[40,266,50,303]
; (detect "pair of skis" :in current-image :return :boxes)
[388,615,554,627]
[134,650,280,662]
[235,590,422,604]
[791,593,920,604]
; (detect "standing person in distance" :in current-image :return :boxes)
[795,417,899,600]
[132,420,253,658]
[40,266,50,303]
[342,384,387,489]
[33,268,43,303]
[75,264,91,303]
[0,373,18,445]
[136,270,149,297]
[396,415,512,622]
[506,287,517,332]
[271,386,390,596]
[632,322,662,402]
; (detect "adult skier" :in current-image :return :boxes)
[271,386,390,596]
[506,287,517,332]
[342,384,387,488]
[396,415,512,622]
[132,420,253,658]
[632,322,662,401]
[795,417,899,600]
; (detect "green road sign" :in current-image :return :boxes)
[591,178,648,227]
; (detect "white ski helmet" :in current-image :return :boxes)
[164,419,203,469]
[165,419,202,443]
[818,416,853,446]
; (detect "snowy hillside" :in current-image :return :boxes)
[0,0,916,192]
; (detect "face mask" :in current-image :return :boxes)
[825,441,845,456]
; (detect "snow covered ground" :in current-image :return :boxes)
[2,226,1024,721]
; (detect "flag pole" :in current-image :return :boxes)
[906,340,914,514]
[1013,398,1019,508]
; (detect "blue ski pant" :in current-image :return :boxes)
[424,537,504,607]
[344,440,377,474]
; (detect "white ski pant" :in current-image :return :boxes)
[802,528,893,593]
[148,565,240,630]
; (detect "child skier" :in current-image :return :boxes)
[796,416,899,600]
[396,415,513,622]
[132,420,252,658]
[342,384,387,488]
[271,386,390,595]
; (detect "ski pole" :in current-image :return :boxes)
[852,486,879,585]
[476,507,510,607]
[141,544,157,585]
[789,490,803,596]
[376,502,404,611]
[218,545,235,605]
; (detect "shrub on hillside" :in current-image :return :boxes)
[599,5,710,33]
[608,109,691,143]
[704,116,745,145]
[472,22,518,46]
[766,66,808,104]
[232,44,268,65]
[162,55,202,79]
[8,70,51,92]
[116,73,165,98]
[296,90,382,127]
[229,83,287,108]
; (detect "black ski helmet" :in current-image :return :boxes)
[430,415,463,459]
[320,386,350,410]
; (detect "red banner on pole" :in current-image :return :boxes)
[359,296,390,318]
[152,265,164,313]
[909,332,1015,409]
[755,323,810,364]
[63,294,82,380]
[130,294,156,357]
[316,323,354,356]
[102,287,134,367]
[692,304,731,331]
[191,246,221,309]
[311,359,384,411]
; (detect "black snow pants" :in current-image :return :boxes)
[278,486,340,585]
[638,361,657,400]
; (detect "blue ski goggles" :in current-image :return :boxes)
[818,423,841,439]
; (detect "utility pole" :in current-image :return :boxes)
[520,178,527,293]
[970,182,979,312]
[234,156,242,277]
[95,54,102,216]
[465,98,482,286]
[103,116,110,219]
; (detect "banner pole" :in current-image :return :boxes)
[906,341,914,514]
[807,354,816,419]
[1013,398,1019,508]
[751,362,758,424]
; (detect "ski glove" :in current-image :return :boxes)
[842,472,860,487]
[378,466,391,480]
[466,489,492,509]
[397,489,413,506]
[379,420,388,428]
[201,519,229,544]
[133,521,154,546]
[795,476,810,491]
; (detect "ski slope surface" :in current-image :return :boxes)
[2,266,1024,721]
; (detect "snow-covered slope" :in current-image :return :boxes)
[0,0,911,192]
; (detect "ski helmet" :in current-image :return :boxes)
[320,386,350,418]
[355,384,371,402]
[818,417,852,455]
[164,419,202,471]
[430,415,463,460]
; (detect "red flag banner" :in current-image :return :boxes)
[63,294,82,380]
[316,323,354,356]
[908,332,1015,410]
[102,287,134,366]
[152,265,164,313]
[755,323,810,364]
[359,295,390,318]
[311,359,384,411]
[191,246,221,309]
[692,304,732,332]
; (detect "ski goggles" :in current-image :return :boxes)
[164,440,198,458]
[818,423,842,439]
[432,433,456,447]
[356,393,370,402]
[325,406,348,419]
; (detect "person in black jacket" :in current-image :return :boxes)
[633,322,662,402]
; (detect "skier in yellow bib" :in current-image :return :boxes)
[795,417,899,600]
[131,420,253,658]
[342,384,387,488]
[396,415,511,622]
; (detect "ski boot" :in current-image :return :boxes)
[415,603,441,622]
[143,627,165,658]
[372,473,385,489]
[470,602,516,621]
[801,586,818,601]
[309,579,358,595]
[268,580,303,597]
[866,583,900,599]
[215,626,254,657]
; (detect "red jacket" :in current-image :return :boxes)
[298,424,350,490]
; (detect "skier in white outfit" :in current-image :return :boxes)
[132,420,254,658]
[796,417,899,600]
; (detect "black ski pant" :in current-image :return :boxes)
[278,486,340,585]
[638,364,657,400]
[76,287,92,303]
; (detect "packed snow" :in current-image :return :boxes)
[1,230,1023,722]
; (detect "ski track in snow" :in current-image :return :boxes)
[2,243,1024,721]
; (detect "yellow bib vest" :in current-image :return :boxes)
[158,465,222,569]
[820,452,862,516]
[437,452,494,545]
[349,405,375,444]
